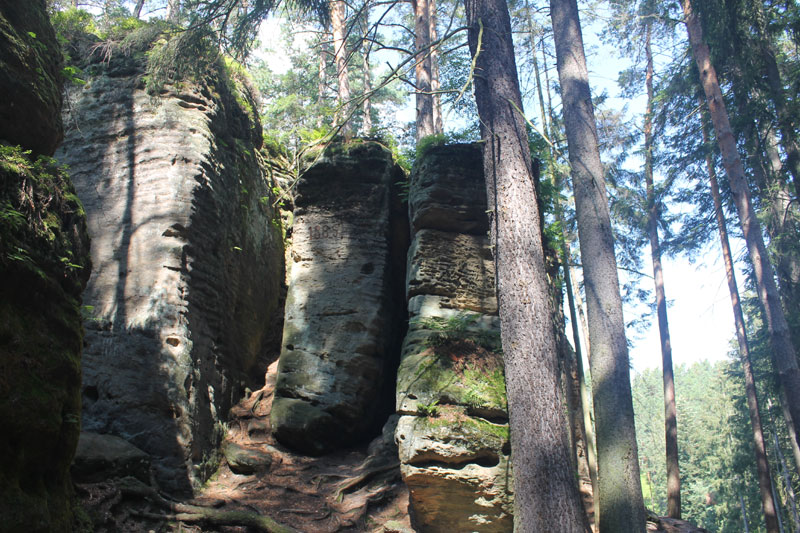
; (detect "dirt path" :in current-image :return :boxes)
[76,361,413,533]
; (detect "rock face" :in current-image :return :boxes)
[270,142,408,455]
[0,1,91,530]
[0,0,63,155]
[55,52,284,493]
[395,144,513,532]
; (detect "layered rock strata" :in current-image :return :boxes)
[0,1,91,529]
[270,142,408,455]
[56,53,284,492]
[395,144,513,532]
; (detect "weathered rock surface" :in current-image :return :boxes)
[395,144,513,532]
[0,0,63,155]
[270,141,408,455]
[0,2,91,530]
[72,432,151,484]
[56,53,284,493]
[408,143,488,235]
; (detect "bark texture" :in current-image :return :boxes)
[331,0,352,138]
[550,0,646,530]
[464,0,587,529]
[683,0,800,453]
[414,0,434,141]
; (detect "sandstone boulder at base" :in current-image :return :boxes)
[72,432,151,484]
[56,54,284,493]
[271,141,408,455]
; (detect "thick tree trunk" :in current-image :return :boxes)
[331,0,352,139]
[643,25,681,520]
[414,0,434,141]
[550,0,645,530]
[683,0,800,454]
[530,12,597,512]
[702,110,781,533]
[463,0,587,529]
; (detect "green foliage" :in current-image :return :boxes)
[0,145,88,290]
[416,400,440,417]
[632,357,799,532]
[414,312,502,354]
[415,133,450,159]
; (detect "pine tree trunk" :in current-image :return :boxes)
[770,417,800,533]
[731,78,800,354]
[683,0,800,454]
[429,0,443,134]
[463,0,587,529]
[317,38,327,128]
[133,0,145,19]
[702,109,781,533]
[331,0,352,139]
[530,9,597,512]
[550,0,645,530]
[166,0,180,22]
[643,24,681,520]
[414,0,434,141]
[751,0,800,198]
[758,127,800,352]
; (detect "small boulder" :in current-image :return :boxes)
[222,441,273,475]
[71,432,151,484]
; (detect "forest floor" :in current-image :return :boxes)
[75,360,413,533]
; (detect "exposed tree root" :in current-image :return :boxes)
[118,476,299,533]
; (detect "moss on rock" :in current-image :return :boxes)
[0,146,90,531]
[0,0,64,155]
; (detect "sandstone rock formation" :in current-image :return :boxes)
[0,0,64,155]
[270,142,408,455]
[56,48,284,493]
[0,1,92,530]
[395,144,513,532]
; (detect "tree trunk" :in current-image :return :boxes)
[683,0,800,454]
[331,0,352,139]
[166,0,180,22]
[731,78,800,355]
[429,0,443,134]
[414,0,434,141]
[642,23,681,520]
[751,0,800,199]
[360,11,373,135]
[758,126,800,352]
[702,108,781,533]
[742,494,751,533]
[361,52,373,134]
[463,0,587,529]
[133,0,145,19]
[769,411,800,533]
[549,0,645,530]
[317,37,327,128]
[530,10,597,512]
